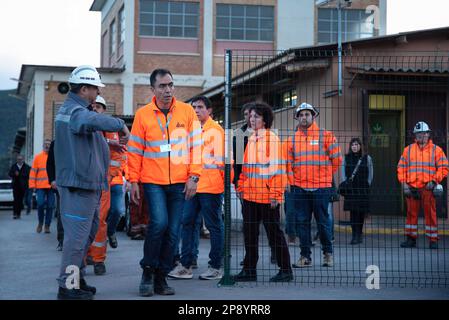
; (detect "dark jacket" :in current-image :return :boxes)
[54,92,125,190]
[46,140,56,184]
[342,152,372,213]
[232,124,250,186]
[8,162,31,191]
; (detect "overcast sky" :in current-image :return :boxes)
[0,0,448,90]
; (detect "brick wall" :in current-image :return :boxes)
[43,82,124,139]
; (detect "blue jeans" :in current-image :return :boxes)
[291,186,333,259]
[175,213,200,262]
[140,183,185,275]
[284,190,297,237]
[107,184,125,237]
[181,193,224,269]
[36,188,55,226]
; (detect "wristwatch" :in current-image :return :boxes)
[190,175,199,183]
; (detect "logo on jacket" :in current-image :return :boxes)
[176,122,185,128]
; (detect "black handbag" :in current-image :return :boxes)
[338,157,363,197]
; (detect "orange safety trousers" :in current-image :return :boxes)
[88,179,111,262]
[405,189,438,242]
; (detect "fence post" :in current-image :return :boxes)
[219,49,235,286]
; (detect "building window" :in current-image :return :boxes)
[139,0,199,38]
[119,6,125,44]
[110,19,117,56]
[216,4,274,41]
[317,8,374,44]
[271,89,297,110]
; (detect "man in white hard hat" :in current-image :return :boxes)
[397,121,448,249]
[284,102,342,268]
[54,66,130,300]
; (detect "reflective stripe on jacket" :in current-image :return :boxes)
[29,151,51,189]
[128,96,202,185]
[197,117,232,194]
[237,129,287,204]
[397,140,449,188]
[285,122,342,189]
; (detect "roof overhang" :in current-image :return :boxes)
[89,0,107,12]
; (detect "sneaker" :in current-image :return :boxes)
[108,234,118,249]
[191,259,198,269]
[13,215,18,220]
[400,237,416,248]
[56,242,63,251]
[292,256,312,268]
[270,270,293,282]
[322,253,333,267]
[429,242,438,249]
[57,287,93,300]
[94,262,106,275]
[36,224,43,233]
[44,225,51,234]
[86,256,94,266]
[199,267,223,280]
[167,265,193,279]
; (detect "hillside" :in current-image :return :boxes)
[0,89,26,178]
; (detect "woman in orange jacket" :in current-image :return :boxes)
[234,101,293,283]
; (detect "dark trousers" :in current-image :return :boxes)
[13,187,25,217]
[350,210,365,236]
[242,200,291,273]
[55,191,64,244]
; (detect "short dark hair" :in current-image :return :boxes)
[69,83,96,94]
[241,102,252,116]
[248,101,274,129]
[191,96,212,109]
[150,69,173,87]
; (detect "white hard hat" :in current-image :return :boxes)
[413,121,431,134]
[433,184,443,197]
[95,95,107,108]
[295,102,319,118]
[68,65,105,87]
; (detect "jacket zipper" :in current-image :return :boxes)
[165,113,171,185]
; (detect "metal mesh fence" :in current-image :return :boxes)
[216,49,449,288]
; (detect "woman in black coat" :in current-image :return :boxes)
[341,138,373,244]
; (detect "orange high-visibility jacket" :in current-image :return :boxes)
[128,96,202,185]
[285,122,342,189]
[237,129,287,204]
[397,140,449,189]
[197,117,233,194]
[111,159,129,186]
[105,131,127,179]
[29,151,51,189]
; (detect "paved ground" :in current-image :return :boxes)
[0,208,448,300]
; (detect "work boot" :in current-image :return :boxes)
[269,270,294,282]
[108,234,118,249]
[57,287,93,300]
[44,225,51,233]
[94,262,106,275]
[400,236,416,248]
[322,253,334,267]
[86,256,94,266]
[139,267,154,297]
[80,278,96,295]
[292,256,312,268]
[429,241,438,249]
[36,223,43,233]
[154,270,175,295]
[231,269,257,282]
